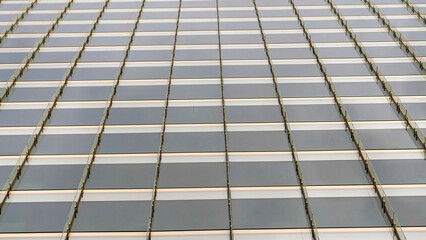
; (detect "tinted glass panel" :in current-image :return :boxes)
[115,86,167,100]
[73,201,150,231]
[0,202,71,233]
[310,197,388,227]
[0,110,43,127]
[49,108,104,126]
[33,134,96,155]
[167,106,222,124]
[5,87,56,102]
[357,129,418,150]
[99,133,161,154]
[158,163,227,188]
[152,200,229,230]
[228,131,289,152]
[87,164,156,189]
[345,104,398,121]
[0,135,30,156]
[107,107,164,125]
[226,105,283,123]
[232,199,308,229]
[372,160,426,184]
[301,161,370,185]
[292,130,354,151]
[230,162,298,187]
[163,132,224,153]
[15,165,85,190]
[389,197,426,227]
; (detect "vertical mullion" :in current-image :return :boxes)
[252,1,319,239]
[0,0,78,214]
[58,0,149,238]
[0,0,39,45]
[216,1,234,239]
[358,0,425,71]
[146,0,182,239]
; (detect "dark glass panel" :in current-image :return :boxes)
[278,83,330,97]
[224,84,276,99]
[0,109,44,127]
[232,199,308,229]
[372,160,426,184]
[5,87,56,102]
[153,200,229,230]
[87,164,156,189]
[389,196,426,227]
[169,84,221,99]
[0,202,70,232]
[357,129,418,150]
[310,197,388,227]
[301,160,369,185]
[99,133,161,154]
[286,104,341,122]
[73,201,151,231]
[163,132,225,153]
[292,130,354,151]
[48,108,104,126]
[230,162,298,187]
[158,163,227,188]
[107,107,164,125]
[167,106,223,124]
[0,135,29,156]
[345,104,399,121]
[228,131,289,152]
[115,86,167,100]
[225,105,283,123]
[33,134,96,155]
[15,165,85,190]
[61,86,112,101]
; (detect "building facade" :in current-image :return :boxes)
[0,0,425,239]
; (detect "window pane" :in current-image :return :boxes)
[15,165,85,190]
[107,108,164,125]
[163,132,225,153]
[0,109,43,127]
[49,108,104,126]
[232,199,308,229]
[226,105,283,123]
[153,200,229,231]
[115,86,167,100]
[5,87,56,102]
[87,164,156,189]
[170,85,221,99]
[0,135,29,156]
[301,161,370,185]
[61,86,112,101]
[0,202,71,233]
[389,196,426,227]
[158,163,227,188]
[286,104,341,122]
[73,201,150,231]
[357,129,418,150]
[167,106,222,124]
[372,160,426,184]
[33,134,96,155]
[310,197,388,227]
[345,104,398,121]
[228,131,289,152]
[99,133,161,154]
[230,162,298,187]
[292,130,354,151]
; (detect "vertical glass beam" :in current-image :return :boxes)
[251,0,319,239]
[146,0,182,239]
[398,0,426,23]
[216,0,234,239]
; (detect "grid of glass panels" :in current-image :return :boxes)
[0,0,425,239]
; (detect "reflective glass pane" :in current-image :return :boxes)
[372,160,426,184]
[163,132,225,153]
[357,129,418,150]
[0,202,71,233]
[301,161,370,185]
[167,106,223,124]
[0,110,43,127]
[33,134,96,155]
[232,199,308,229]
[99,133,161,154]
[153,200,229,230]
[73,201,150,231]
[389,196,426,227]
[228,131,289,152]
[230,162,298,187]
[158,163,227,188]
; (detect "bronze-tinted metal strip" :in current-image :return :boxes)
[216,0,234,239]
[146,0,182,239]
[253,0,319,239]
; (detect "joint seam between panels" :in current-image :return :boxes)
[146,0,182,239]
[58,0,149,239]
[252,0,319,239]
[326,0,426,154]
[0,0,78,214]
[216,0,234,239]
[326,0,424,239]
[398,0,426,25]
[359,0,426,71]
[0,0,38,45]
[0,0,75,103]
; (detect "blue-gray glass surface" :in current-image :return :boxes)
[15,165,85,190]
[230,162,299,186]
[87,164,156,189]
[0,110,44,127]
[0,202,71,232]
[73,201,151,231]
[232,199,309,229]
[33,134,96,155]
[301,161,370,185]
[372,160,426,184]
[152,200,229,230]
[388,196,426,227]
[158,163,227,188]
[310,197,389,227]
